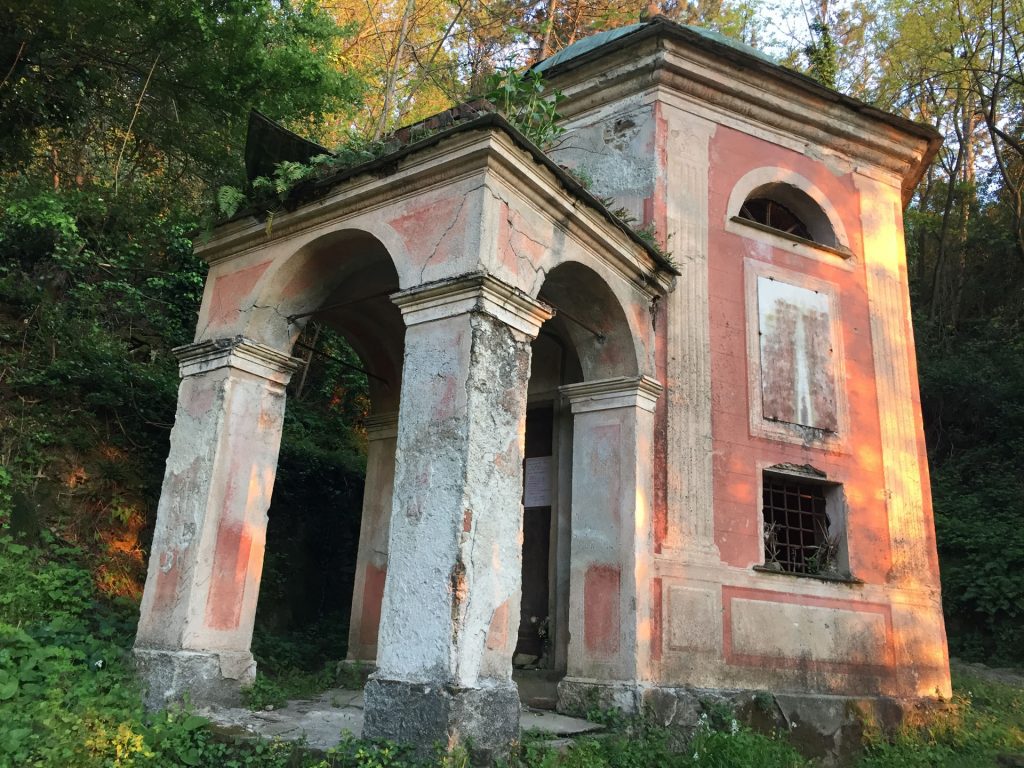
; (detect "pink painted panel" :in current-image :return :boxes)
[706,126,892,582]
[757,277,838,431]
[584,565,621,656]
[206,520,253,630]
[360,563,387,646]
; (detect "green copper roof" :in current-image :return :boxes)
[531,17,776,74]
[532,23,647,73]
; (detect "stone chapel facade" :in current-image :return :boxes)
[134,18,951,757]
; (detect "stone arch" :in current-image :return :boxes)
[726,167,849,249]
[245,229,399,341]
[537,259,641,382]
[243,228,407,663]
[517,259,659,696]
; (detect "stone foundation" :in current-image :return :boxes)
[362,677,521,763]
[134,648,256,710]
[557,678,938,767]
[556,677,644,715]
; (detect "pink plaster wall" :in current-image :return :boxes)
[207,260,271,332]
[706,126,891,578]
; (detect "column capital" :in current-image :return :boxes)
[560,375,663,414]
[365,411,399,441]
[173,337,304,384]
[391,272,554,338]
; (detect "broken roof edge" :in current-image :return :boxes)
[531,17,942,204]
[217,111,680,276]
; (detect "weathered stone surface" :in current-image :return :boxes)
[639,685,914,767]
[556,677,641,716]
[134,649,254,709]
[363,678,521,763]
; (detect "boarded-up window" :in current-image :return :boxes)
[757,277,838,432]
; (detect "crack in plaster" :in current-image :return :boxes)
[506,213,549,296]
[485,186,548,296]
[417,184,485,284]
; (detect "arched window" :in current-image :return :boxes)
[737,183,838,249]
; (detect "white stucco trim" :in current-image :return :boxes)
[391,272,554,337]
[560,375,663,413]
[174,337,303,384]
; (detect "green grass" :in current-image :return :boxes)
[858,669,1024,767]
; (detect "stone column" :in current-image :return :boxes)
[362,273,552,759]
[347,412,398,663]
[557,376,662,711]
[134,337,302,708]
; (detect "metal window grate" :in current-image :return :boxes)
[762,475,830,574]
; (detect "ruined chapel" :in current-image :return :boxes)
[133,17,951,757]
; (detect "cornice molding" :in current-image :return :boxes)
[560,375,664,413]
[174,337,303,384]
[546,38,939,205]
[194,124,674,299]
[391,272,554,337]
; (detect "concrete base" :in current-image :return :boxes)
[134,648,256,710]
[362,677,521,763]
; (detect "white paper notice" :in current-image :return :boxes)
[523,456,552,508]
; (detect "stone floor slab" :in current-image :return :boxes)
[199,687,602,751]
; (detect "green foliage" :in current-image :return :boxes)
[485,67,566,149]
[244,674,290,710]
[506,707,809,768]
[0,0,367,600]
[2,0,363,181]
[858,670,1024,767]
[803,20,838,89]
[916,319,1024,664]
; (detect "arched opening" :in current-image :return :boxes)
[737,182,838,248]
[515,261,639,707]
[250,229,404,685]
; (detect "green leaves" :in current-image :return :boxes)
[485,67,566,149]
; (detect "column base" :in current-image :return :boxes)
[363,677,520,763]
[133,648,256,710]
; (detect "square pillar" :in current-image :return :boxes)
[362,273,552,760]
[134,337,302,708]
[557,376,662,712]
[347,411,398,663]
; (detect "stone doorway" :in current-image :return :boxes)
[517,405,554,666]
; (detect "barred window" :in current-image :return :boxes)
[762,472,844,576]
